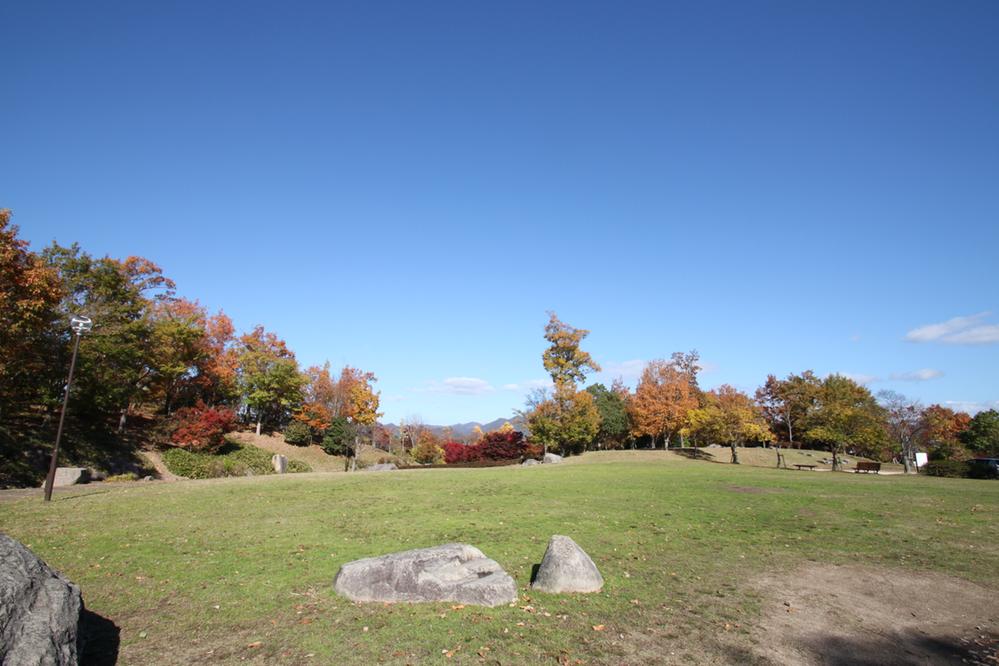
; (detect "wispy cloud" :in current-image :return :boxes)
[889,369,943,382]
[944,400,999,415]
[418,377,495,396]
[905,312,999,345]
[842,372,880,385]
[600,359,646,381]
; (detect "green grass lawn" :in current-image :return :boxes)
[1,452,997,664]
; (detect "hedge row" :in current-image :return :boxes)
[396,458,522,470]
[923,459,998,479]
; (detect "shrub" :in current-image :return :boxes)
[523,442,543,461]
[283,420,313,446]
[104,472,139,483]
[923,460,970,478]
[170,403,237,452]
[162,441,312,479]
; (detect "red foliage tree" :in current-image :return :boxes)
[171,403,237,452]
[476,430,527,461]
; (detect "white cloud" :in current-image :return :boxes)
[419,377,495,396]
[601,359,646,381]
[889,369,943,382]
[905,312,999,345]
[842,372,880,385]
[944,400,999,415]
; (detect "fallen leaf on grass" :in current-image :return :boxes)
[593,625,605,631]
[247,641,262,648]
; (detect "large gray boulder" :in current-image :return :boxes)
[521,459,540,466]
[531,535,604,594]
[0,534,82,665]
[51,468,90,487]
[543,453,563,464]
[334,543,517,607]
[271,454,287,474]
[366,463,398,471]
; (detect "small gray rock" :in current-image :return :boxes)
[334,543,517,607]
[0,534,82,665]
[50,467,90,487]
[543,453,563,464]
[521,459,540,466]
[271,454,287,474]
[366,463,398,471]
[531,535,603,594]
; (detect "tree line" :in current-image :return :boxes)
[520,313,999,471]
[0,210,381,481]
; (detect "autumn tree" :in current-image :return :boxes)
[919,405,972,460]
[755,371,821,447]
[877,390,925,473]
[629,359,698,448]
[237,326,305,435]
[0,210,62,419]
[411,428,444,464]
[527,313,602,455]
[527,389,601,456]
[802,375,887,470]
[686,385,769,463]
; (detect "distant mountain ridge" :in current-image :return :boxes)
[383,417,521,438]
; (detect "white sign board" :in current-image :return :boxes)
[915,452,928,469]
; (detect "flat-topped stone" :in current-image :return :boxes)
[334,543,517,607]
[543,453,563,464]
[51,467,90,487]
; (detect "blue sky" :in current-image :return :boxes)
[3,1,997,424]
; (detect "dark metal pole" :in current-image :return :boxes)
[43,332,82,502]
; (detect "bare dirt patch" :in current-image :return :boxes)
[745,564,998,665]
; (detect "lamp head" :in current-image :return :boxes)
[70,315,93,335]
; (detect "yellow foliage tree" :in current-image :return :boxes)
[686,385,770,463]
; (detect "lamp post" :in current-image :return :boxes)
[43,315,93,502]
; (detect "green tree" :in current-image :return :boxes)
[803,375,887,470]
[237,326,306,435]
[586,383,631,449]
[40,244,175,429]
[322,416,358,469]
[960,409,999,456]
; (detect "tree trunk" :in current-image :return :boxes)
[118,408,128,434]
[832,446,840,472]
[256,420,262,436]
[786,408,793,447]
[730,442,739,464]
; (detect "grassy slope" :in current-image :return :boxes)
[1,454,996,664]
[228,431,402,473]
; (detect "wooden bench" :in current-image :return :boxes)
[794,464,817,471]
[854,461,881,474]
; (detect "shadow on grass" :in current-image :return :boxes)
[78,607,120,666]
[722,628,999,666]
[671,447,716,461]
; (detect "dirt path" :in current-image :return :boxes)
[741,564,999,665]
[139,449,182,481]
